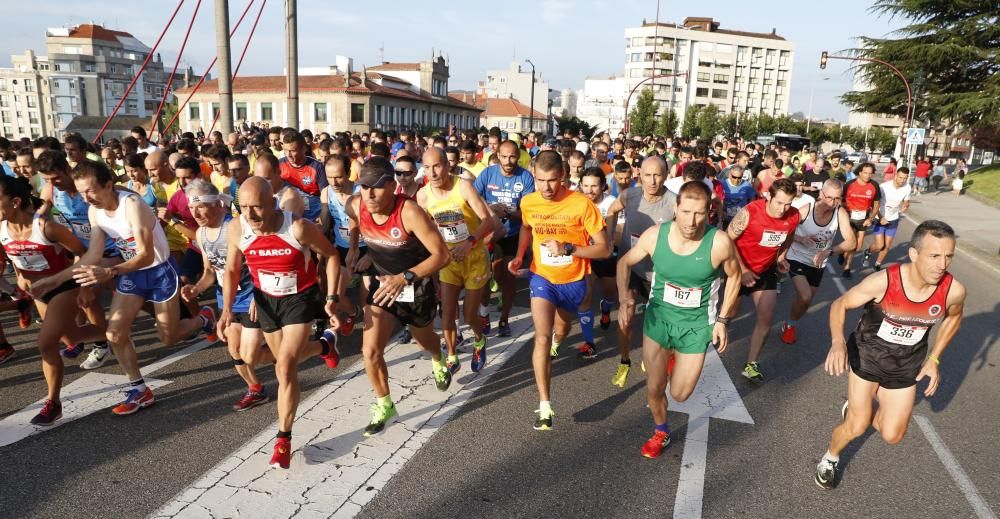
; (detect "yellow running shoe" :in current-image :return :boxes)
[612,362,630,388]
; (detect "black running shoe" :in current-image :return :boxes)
[842,269,853,280]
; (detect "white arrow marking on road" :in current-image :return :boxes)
[668,347,754,519]
[152,309,535,519]
[0,338,213,448]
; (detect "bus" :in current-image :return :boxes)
[756,133,811,151]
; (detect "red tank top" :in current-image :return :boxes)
[238,211,317,297]
[735,199,800,274]
[854,264,952,351]
[0,217,70,277]
[359,195,431,276]
[844,179,879,215]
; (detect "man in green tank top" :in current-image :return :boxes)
[616,181,742,459]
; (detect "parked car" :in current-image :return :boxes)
[878,155,894,163]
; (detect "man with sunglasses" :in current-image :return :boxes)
[393,156,421,198]
[780,179,856,344]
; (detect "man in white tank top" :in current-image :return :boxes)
[780,179,856,345]
[70,161,217,417]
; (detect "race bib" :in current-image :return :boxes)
[811,182,823,190]
[539,247,573,267]
[337,226,351,242]
[115,238,137,261]
[9,251,49,272]
[876,319,927,346]
[439,222,470,243]
[663,282,701,308]
[259,269,297,296]
[70,221,92,240]
[759,230,787,247]
[812,235,830,250]
[395,284,415,303]
[850,210,867,221]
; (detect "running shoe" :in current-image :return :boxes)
[399,328,413,344]
[612,362,630,388]
[112,387,155,416]
[640,430,671,459]
[480,312,492,335]
[873,263,882,272]
[0,345,16,365]
[446,356,461,376]
[837,253,845,266]
[199,306,218,342]
[533,408,554,431]
[433,363,452,391]
[233,387,269,412]
[842,269,853,280]
[30,399,62,426]
[550,332,561,358]
[470,336,487,372]
[80,346,112,370]
[814,457,839,489]
[489,278,499,294]
[364,401,398,437]
[862,250,871,268]
[60,343,85,359]
[780,323,797,345]
[16,288,33,329]
[339,307,358,336]
[741,361,763,382]
[319,329,340,369]
[577,342,597,360]
[497,321,511,338]
[270,437,291,469]
[599,298,612,330]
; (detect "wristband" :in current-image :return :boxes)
[716,316,730,325]
[927,355,940,365]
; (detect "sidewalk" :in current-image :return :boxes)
[903,187,1000,272]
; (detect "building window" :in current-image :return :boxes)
[260,102,273,121]
[748,83,757,93]
[713,74,728,84]
[631,37,643,46]
[712,89,728,99]
[766,49,776,65]
[313,103,328,122]
[26,97,37,108]
[762,98,771,109]
[28,112,39,124]
[211,102,220,119]
[697,72,711,82]
[737,46,748,62]
[189,102,200,120]
[734,82,741,92]
[749,68,760,79]
[780,51,790,67]
[695,87,709,97]
[375,105,383,124]
[0,79,5,90]
[351,103,364,123]
[235,102,247,121]
[630,53,641,63]
[388,106,395,125]
[699,60,713,68]
[716,44,733,54]
[0,96,8,108]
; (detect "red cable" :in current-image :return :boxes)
[149,0,203,137]
[209,0,267,134]
[93,0,186,143]
[161,0,257,136]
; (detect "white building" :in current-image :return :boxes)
[623,17,795,129]
[550,88,577,118]
[478,61,549,114]
[575,77,627,136]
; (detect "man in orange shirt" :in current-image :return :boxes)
[508,150,611,431]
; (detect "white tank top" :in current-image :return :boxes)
[787,203,840,267]
[96,190,170,268]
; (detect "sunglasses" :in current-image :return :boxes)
[394,170,416,176]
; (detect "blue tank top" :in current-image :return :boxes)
[127,180,159,209]
[325,185,366,249]
[199,214,254,313]
[53,187,117,254]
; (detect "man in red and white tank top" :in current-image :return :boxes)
[815,220,966,490]
[218,176,343,470]
[839,163,881,279]
[726,178,801,382]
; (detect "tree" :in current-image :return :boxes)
[868,127,898,153]
[158,101,180,140]
[845,126,868,151]
[720,113,740,140]
[840,0,1000,130]
[807,125,828,148]
[627,88,658,136]
[681,105,703,139]
[656,108,679,137]
[696,104,722,141]
[555,111,599,140]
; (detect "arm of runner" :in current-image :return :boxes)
[370,200,449,307]
[507,224,532,275]
[604,192,625,247]
[343,195,362,272]
[37,181,54,218]
[75,206,107,267]
[832,207,858,254]
[615,224,657,330]
[319,187,331,236]
[293,218,342,329]
[181,232,216,303]
[712,232,742,353]
[562,200,610,260]
[454,179,497,262]
[26,219,87,298]
[74,197,156,285]
[825,271,889,376]
[725,206,756,285]
[915,280,966,397]
[218,217,243,333]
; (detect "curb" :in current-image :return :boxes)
[964,190,1000,211]
[903,205,1000,276]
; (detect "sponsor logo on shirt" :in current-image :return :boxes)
[248,248,293,257]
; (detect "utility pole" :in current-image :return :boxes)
[214,0,234,134]
[525,59,535,133]
[286,0,299,128]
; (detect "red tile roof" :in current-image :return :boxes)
[66,24,135,42]
[369,63,422,72]
[481,98,546,119]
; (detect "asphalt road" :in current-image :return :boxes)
[1,216,998,519]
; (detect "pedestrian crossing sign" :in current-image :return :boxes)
[906,127,925,145]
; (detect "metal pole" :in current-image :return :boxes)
[286,0,299,128]
[525,59,535,133]
[214,0,234,134]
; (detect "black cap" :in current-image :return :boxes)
[357,156,395,188]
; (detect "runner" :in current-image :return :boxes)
[578,168,617,331]
[0,176,107,424]
[180,180,271,412]
[720,164,756,229]
[70,160,216,416]
[278,132,326,222]
[343,157,452,437]
[320,153,366,334]
[726,178,801,381]
[219,176,342,469]
[508,150,609,430]
[815,220,966,489]
[779,179,856,344]
[865,167,911,271]
[839,163,880,279]
[604,157,675,387]
[616,181,740,457]
[416,147,496,374]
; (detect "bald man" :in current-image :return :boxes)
[253,152,304,218]
[219,176,342,469]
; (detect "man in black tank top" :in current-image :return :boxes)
[345,157,453,438]
[814,220,966,490]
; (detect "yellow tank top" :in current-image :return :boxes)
[421,177,481,248]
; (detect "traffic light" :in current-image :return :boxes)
[820,51,828,70]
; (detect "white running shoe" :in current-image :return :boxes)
[80,346,113,370]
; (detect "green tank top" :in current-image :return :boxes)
[649,222,721,326]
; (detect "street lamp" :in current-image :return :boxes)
[524,59,536,134]
[805,75,829,135]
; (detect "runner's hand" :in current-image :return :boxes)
[507,257,523,275]
[618,298,636,330]
[217,309,233,335]
[373,274,406,306]
[248,299,257,322]
[777,259,790,273]
[76,286,95,308]
[345,247,359,273]
[740,270,759,287]
[541,239,563,256]
[451,241,472,262]
[713,321,729,353]
[880,217,888,226]
[813,250,831,268]
[354,254,373,273]
[325,301,341,329]
[72,265,114,286]
[915,361,940,397]
[824,342,849,376]
[156,206,169,223]
[28,277,57,299]
[180,284,198,302]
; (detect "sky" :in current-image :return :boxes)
[2,0,908,123]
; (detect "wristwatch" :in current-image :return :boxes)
[326,294,340,303]
[563,243,576,256]
[403,270,417,284]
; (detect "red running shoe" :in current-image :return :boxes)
[0,346,15,365]
[319,329,340,369]
[780,323,797,345]
[199,306,218,342]
[16,288,33,329]
[339,308,357,336]
[641,430,671,459]
[112,387,155,416]
[270,437,291,469]
[233,388,269,412]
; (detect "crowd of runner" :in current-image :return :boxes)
[0,124,965,487]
